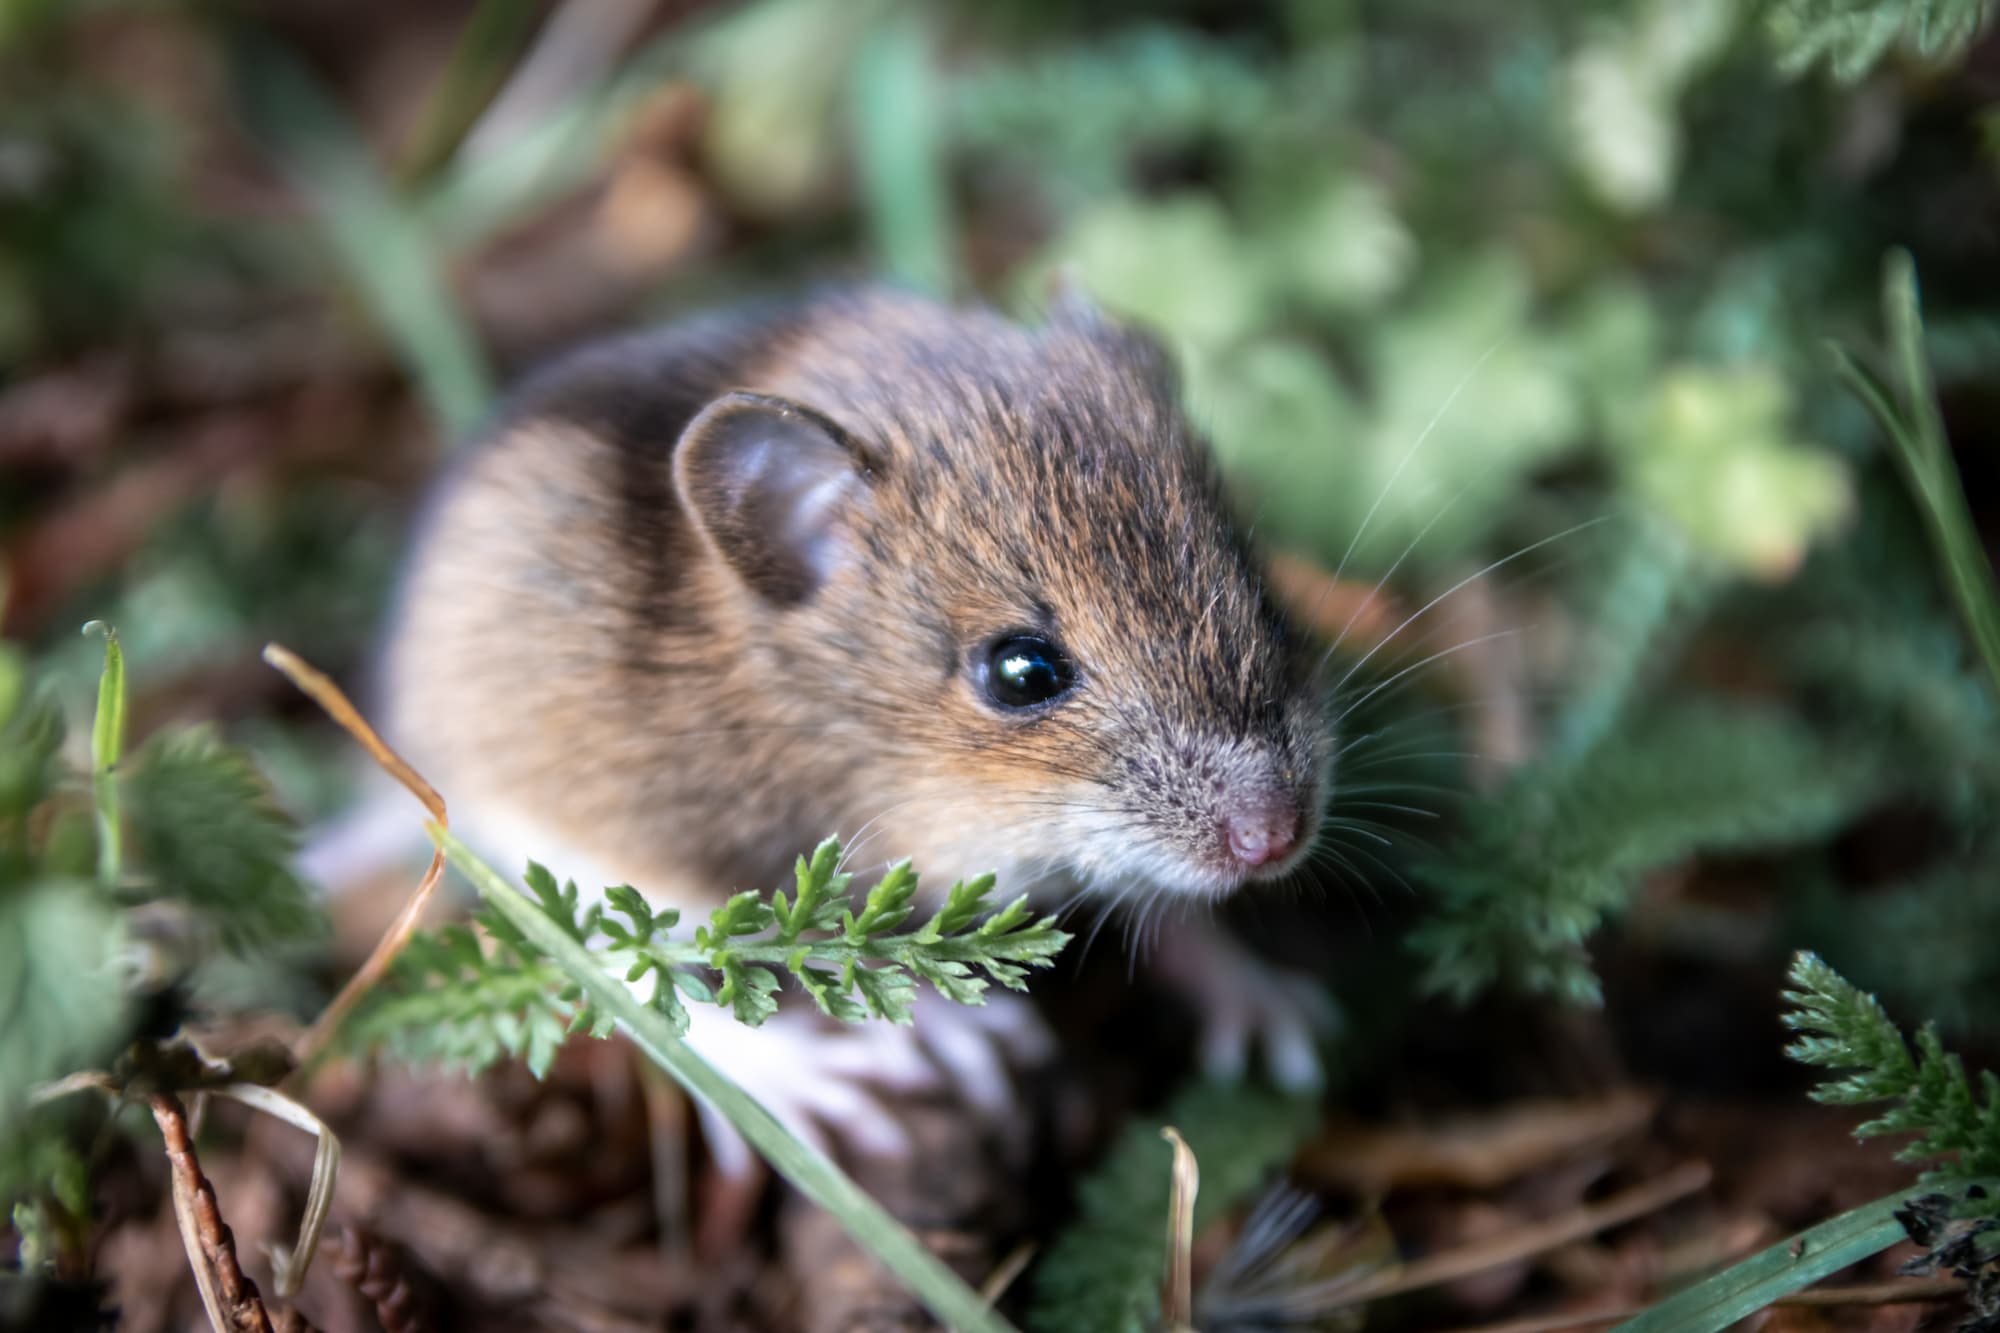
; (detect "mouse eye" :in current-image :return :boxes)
[982,634,1076,710]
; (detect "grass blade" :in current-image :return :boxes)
[851,12,955,296]
[1830,250,2000,697]
[82,620,125,885]
[429,824,1020,1333]
[1607,1186,1925,1333]
[223,27,495,435]
[395,0,545,185]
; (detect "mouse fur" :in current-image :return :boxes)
[378,286,1331,913]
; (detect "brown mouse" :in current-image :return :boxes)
[370,285,1336,1155]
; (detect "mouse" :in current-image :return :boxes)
[361,284,1337,1167]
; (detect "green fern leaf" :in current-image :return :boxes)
[1782,952,2000,1197]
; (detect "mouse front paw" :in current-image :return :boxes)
[1155,922,1340,1091]
[677,992,1052,1177]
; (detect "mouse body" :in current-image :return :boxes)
[370,287,1338,1150]
[382,287,1330,908]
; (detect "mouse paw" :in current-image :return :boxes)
[1155,923,1340,1092]
[678,1005,939,1176]
[675,993,1052,1177]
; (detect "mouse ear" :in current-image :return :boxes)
[673,392,871,606]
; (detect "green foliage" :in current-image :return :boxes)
[1415,680,1884,1005]
[1832,252,2000,703]
[123,726,318,952]
[0,624,326,1226]
[435,824,1024,1333]
[347,837,1070,1078]
[1783,951,2000,1194]
[1763,0,1994,81]
[1026,1080,1320,1333]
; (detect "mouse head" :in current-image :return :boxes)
[672,290,1329,899]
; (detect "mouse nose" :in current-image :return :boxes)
[1223,794,1303,870]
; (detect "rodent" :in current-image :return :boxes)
[377,285,1330,936]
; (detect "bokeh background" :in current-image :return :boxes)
[5,1,2000,1329]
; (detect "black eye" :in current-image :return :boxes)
[982,634,1076,710]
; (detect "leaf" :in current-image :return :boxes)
[123,726,322,953]
[1615,365,1850,582]
[1764,0,1994,81]
[0,881,129,1131]
[1027,1081,1319,1333]
[1781,952,2000,1185]
[846,860,919,941]
[917,871,994,942]
[777,839,851,943]
[848,960,917,1024]
[222,29,493,434]
[83,620,124,886]
[1608,1186,1937,1333]
[1830,251,2000,702]
[715,953,781,1027]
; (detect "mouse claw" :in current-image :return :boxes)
[910,990,1052,1115]
[678,1006,924,1177]
[673,993,1053,1178]
[1159,923,1340,1092]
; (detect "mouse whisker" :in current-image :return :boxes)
[1304,340,1505,636]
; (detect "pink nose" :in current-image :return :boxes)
[1225,798,1302,869]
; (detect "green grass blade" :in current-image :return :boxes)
[395,0,544,186]
[429,825,1020,1333]
[851,13,955,296]
[1830,250,2000,698]
[223,28,494,436]
[1608,1186,1928,1333]
[82,620,124,885]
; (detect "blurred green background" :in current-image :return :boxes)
[2,0,1998,1037]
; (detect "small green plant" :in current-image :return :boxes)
[346,838,1071,1077]
[1783,951,2000,1196]
[1763,0,1995,81]
[1026,1081,1319,1333]
[1609,954,1999,1333]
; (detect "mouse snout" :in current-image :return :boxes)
[1221,789,1304,871]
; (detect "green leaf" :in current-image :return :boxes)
[1764,0,1993,82]
[715,953,781,1027]
[0,881,129,1131]
[918,871,995,943]
[846,860,919,941]
[1781,952,2000,1185]
[851,11,954,296]
[1027,1080,1319,1333]
[82,621,124,886]
[222,29,493,434]
[1830,251,2000,702]
[1608,1186,1940,1333]
[123,727,321,953]
[847,959,917,1024]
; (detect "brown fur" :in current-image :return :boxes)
[380,288,1329,906]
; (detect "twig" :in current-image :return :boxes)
[1432,1276,1968,1333]
[979,1241,1036,1309]
[1281,1161,1714,1315]
[151,1090,278,1333]
[265,644,448,1068]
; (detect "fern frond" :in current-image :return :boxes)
[1415,701,1881,1005]
[346,838,1070,1077]
[1764,0,1995,82]
[1025,1080,1319,1333]
[1782,951,2000,1196]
